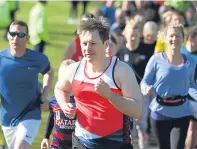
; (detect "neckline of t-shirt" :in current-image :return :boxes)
[8,48,29,59]
[161,52,187,68]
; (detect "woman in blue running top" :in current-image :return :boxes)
[141,23,197,149]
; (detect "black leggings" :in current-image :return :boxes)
[146,108,152,135]
[151,116,190,149]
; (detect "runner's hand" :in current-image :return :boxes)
[94,78,111,99]
[41,138,49,149]
[40,94,49,110]
[40,99,49,110]
[144,85,153,96]
[61,102,76,119]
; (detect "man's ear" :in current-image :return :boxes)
[7,32,10,40]
[104,40,109,49]
[26,35,30,41]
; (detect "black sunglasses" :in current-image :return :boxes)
[9,32,26,38]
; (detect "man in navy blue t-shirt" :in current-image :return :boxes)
[0,20,54,149]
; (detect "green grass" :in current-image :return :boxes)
[0,1,100,148]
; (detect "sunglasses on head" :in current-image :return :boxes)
[9,32,26,38]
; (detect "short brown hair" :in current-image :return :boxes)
[77,16,110,43]
[10,20,29,35]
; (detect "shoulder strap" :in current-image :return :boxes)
[112,57,121,91]
[71,59,83,83]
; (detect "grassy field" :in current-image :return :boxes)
[0,1,99,148]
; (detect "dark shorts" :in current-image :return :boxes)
[51,146,60,149]
[190,116,197,122]
[51,146,71,149]
[72,133,133,149]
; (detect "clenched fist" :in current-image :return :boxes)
[94,78,111,99]
[144,85,153,96]
[61,102,77,119]
[40,94,49,110]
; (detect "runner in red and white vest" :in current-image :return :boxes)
[55,16,142,149]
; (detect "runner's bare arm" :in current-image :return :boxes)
[42,67,54,100]
[54,62,79,107]
[109,61,143,118]
[40,67,54,110]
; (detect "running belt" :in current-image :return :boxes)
[156,95,187,106]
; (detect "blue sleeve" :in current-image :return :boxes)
[141,56,156,94]
[101,6,107,16]
[39,54,50,75]
[188,64,197,101]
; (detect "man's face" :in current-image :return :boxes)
[143,30,157,44]
[124,28,140,48]
[8,24,29,51]
[80,30,108,62]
